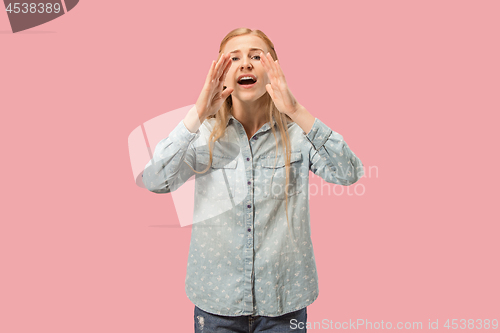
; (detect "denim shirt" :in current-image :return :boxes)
[142,111,364,317]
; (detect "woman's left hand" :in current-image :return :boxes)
[260,52,302,116]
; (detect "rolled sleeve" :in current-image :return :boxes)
[303,118,333,151]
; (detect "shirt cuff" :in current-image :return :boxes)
[171,118,200,143]
[303,118,332,151]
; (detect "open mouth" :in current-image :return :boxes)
[237,76,257,86]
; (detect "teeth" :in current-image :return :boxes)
[238,76,256,82]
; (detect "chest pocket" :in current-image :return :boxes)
[195,152,238,201]
[260,151,303,200]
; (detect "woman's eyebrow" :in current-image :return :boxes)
[230,48,265,54]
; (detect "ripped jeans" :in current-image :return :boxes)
[194,306,307,333]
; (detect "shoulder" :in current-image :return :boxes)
[286,120,302,135]
[200,117,216,134]
[198,117,231,143]
[284,120,311,148]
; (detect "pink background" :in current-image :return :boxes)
[1,1,499,332]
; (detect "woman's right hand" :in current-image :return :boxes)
[195,53,234,119]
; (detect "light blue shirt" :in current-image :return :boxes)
[143,112,364,317]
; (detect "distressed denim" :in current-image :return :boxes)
[143,112,364,317]
[194,305,307,333]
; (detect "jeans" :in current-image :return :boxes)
[194,306,307,333]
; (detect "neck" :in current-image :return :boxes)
[231,94,270,139]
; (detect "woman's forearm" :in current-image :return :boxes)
[287,105,316,135]
[183,105,207,134]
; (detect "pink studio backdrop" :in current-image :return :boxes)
[1,1,499,332]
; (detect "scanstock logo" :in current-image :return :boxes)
[3,0,78,33]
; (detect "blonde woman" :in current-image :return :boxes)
[143,28,364,333]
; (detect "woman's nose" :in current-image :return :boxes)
[241,62,252,69]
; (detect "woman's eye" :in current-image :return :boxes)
[230,56,260,61]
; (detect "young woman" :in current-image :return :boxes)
[143,28,364,333]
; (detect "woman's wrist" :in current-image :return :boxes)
[183,105,205,133]
[287,105,315,135]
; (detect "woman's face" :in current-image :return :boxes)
[222,35,271,104]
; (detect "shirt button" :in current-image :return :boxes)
[247,228,251,232]
[247,181,251,185]
[253,136,257,140]
[246,157,250,161]
[247,204,251,208]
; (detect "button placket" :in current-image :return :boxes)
[238,130,254,252]
[237,129,255,316]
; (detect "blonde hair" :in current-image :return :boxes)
[187,28,297,247]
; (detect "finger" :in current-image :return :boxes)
[213,53,224,81]
[259,51,268,69]
[266,83,275,100]
[205,60,216,86]
[218,53,231,79]
[260,52,271,72]
[260,52,275,81]
[269,57,283,81]
[216,57,231,91]
[219,66,230,89]
[220,55,232,81]
[213,53,227,81]
[259,52,271,77]
[266,52,278,78]
[221,86,234,100]
[274,59,286,81]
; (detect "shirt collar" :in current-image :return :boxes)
[225,113,277,131]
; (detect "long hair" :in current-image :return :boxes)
[186,28,297,246]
